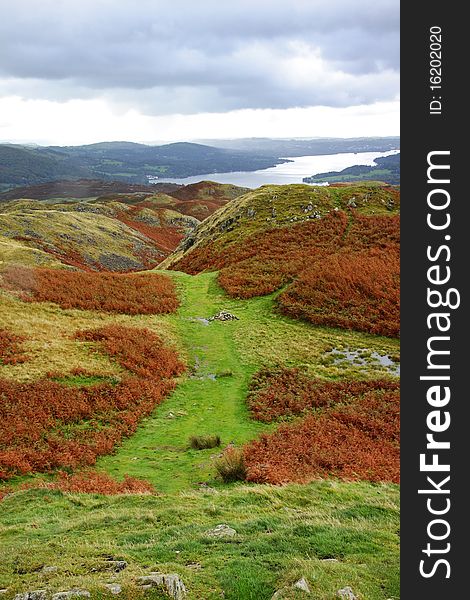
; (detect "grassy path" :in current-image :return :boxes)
[1,271,401,599]
[97,271,269,492]
[97,270,399,492]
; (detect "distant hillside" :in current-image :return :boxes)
[0,179,181,201]
[0,141,286,189]
[303,153,400,185]
[0,145,89,189]
[167,181,250,220]
[0,138,401,191]
[197,137,400,156]
[0,181,248,271]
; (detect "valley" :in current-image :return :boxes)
[0,179,400,599]
[0,138,399,192]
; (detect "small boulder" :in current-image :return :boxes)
[294,578,311,593]
[271,578,311,598]
[14,592,47,600]
[51,590,90,599]
[208,311,239,322]
[107,560,127,573]
[337,587,357,600]
[41,566,58,574]
[137,573,187,599]
[205,524,237,538]
[347,198,357,208]
[104,584,122,595]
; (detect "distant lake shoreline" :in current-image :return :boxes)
[152,149,400,188]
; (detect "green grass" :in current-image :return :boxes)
[0,481,399,600]
[0,270,400,598]
[95,271,398,493]
[96,271,272,493]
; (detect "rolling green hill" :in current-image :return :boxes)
[162,182,400,268]
[0,145,89,189]
[0,142,285,189]
[163,183,400,338]
[0,179,181,202]
[198,136,400,156]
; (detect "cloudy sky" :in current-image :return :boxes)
[0,0,399,145]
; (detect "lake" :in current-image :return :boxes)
[152,149,400,188]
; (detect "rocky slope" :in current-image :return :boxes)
[162,182,400,268]
[0,182,249,271]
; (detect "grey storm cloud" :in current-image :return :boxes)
[0,0,399,114]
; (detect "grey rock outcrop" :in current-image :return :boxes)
[51,590,90,599]
[294,578,311,593]
[205,524,237,538]
[41,567,58,574]
[104,584,122,595]
[137,573,187,599]
[337,587,357,599]
[271,577,311,598]
[107,560,127,573]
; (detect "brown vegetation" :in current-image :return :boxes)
[172,210,400,337]
[3,267,180,314]
[0,328,28,365]
[0,325,184,480]
[244,384,399,484]
[247,367,399,422]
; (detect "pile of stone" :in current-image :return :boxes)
[208,310,239,322]
[13,591,90,600]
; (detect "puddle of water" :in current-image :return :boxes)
[190,354,218,380]
[187,317,210,326]
[371,351,400,374]
[326,347,400,375]
[191,373,217,381]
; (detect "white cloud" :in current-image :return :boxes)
[0,0,399,143]
[0,1,399,111]
[0,96,399,145]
